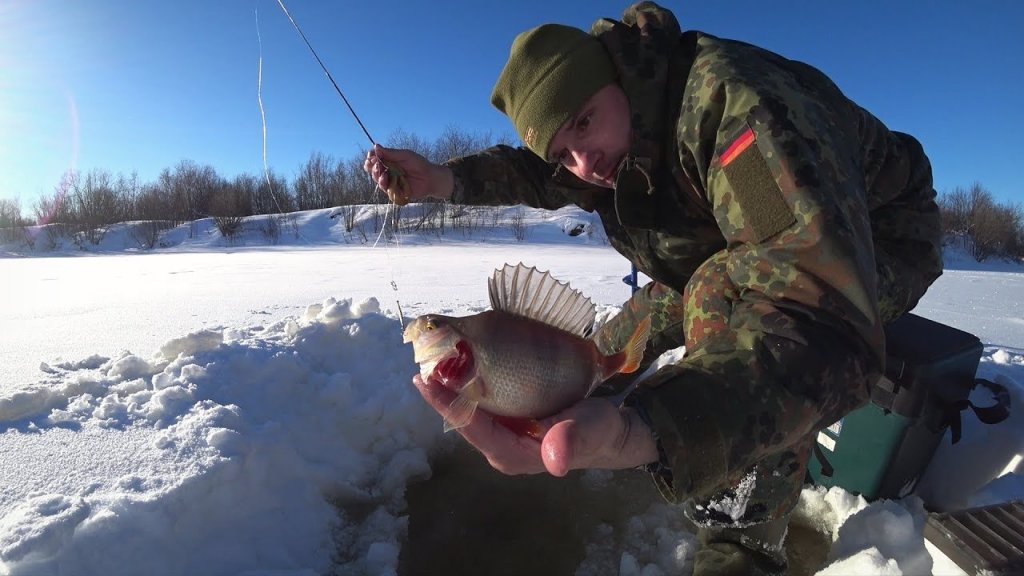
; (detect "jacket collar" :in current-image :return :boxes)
[592,11,681,227]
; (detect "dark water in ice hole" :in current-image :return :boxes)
[389,439,832,576]
[318,437,831,575]
[397,439,670,576]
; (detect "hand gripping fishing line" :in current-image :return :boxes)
[267,0,407,328]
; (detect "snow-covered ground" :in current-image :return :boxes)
[1,205,1022,575]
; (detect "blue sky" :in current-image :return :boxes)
[1,0,1022,215]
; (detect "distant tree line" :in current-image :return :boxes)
[0,127,508,245]
[937,183,1023,261]
[1,127,1021,262]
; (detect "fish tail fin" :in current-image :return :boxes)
[606,314,652,376]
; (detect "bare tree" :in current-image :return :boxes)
[938,187,970,248]
[209,179,251,218]
[70,169,138,243]
[0,198,23,227]
[128,180,177,250]
[251,169,292,216]
[1001,203,1024,260]
[0,198,30,245]
[208,180,250,242]
[156,160,224,224]
[1006,204,1024,260]
[34,172,75,226]
[294,151,347,210]
[509,206,527,241]
[431,125,482,164]
[956,183,1024,261]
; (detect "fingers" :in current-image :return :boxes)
[363,144,391,190]
[412,373,457,415]
[412,375,546,475]
[410,377,652,476]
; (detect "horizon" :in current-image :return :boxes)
[2,0,1022,214]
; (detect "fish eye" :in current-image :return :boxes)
[425,318,436,331]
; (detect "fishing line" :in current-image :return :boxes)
[255,7,295,232]
[269,0,406,329]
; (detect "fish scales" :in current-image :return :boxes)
[451,310,602,417]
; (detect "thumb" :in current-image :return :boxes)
[541,420,578,477]
[375,143,412,165]
[373,143,393,160]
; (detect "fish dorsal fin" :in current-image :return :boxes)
[487,263,595,337]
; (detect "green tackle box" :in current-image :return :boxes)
[807,313,985,501]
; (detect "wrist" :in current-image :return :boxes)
[432,165,455,201]
[620,407,659,468]
[622,396,674,485]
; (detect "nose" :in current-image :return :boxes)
[569,148,599,176]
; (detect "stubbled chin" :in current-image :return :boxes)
[584,175,615,189]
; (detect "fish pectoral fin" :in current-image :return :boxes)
[443,395,478,432]
[442,377,483,433]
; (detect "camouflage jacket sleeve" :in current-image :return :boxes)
[636,38,887,501]
[444,145,605,209]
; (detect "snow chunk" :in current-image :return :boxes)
[694,471,758,526]
[818,546,902,575]
[0,495,90,563]
[108,354,156,380]
[158,330,223,361]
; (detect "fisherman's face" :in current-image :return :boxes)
[546,83,631,189]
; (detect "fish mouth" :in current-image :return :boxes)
[404,316,471,388]
[431,340,475,391]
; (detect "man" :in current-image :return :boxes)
[365,2,942,574]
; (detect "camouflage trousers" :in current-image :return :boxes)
[597,206,942,528]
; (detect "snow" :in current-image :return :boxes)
[1,205,1023,575]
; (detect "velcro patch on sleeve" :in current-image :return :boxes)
[720,128,795,243]
[720,128,756,168]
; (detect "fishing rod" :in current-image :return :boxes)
[272,0,409,329]
[274,0,410,205]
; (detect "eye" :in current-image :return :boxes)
[424,318,436,331]
[576,112,592,134]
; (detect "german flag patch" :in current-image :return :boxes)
[720,127,756,167]
[719,126,795,243]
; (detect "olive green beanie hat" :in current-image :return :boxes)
[491,23,617,159]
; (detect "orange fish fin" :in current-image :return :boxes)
[607,314,652,376]
[442,377,482,433]
[491,415,547,441]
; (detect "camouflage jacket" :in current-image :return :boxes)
[445,2,939,501]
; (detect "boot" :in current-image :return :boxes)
[692,516,789,576]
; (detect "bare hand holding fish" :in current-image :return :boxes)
[404,263,660,475]
[414,374,659,476]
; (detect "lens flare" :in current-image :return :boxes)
[36,92,79,228]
